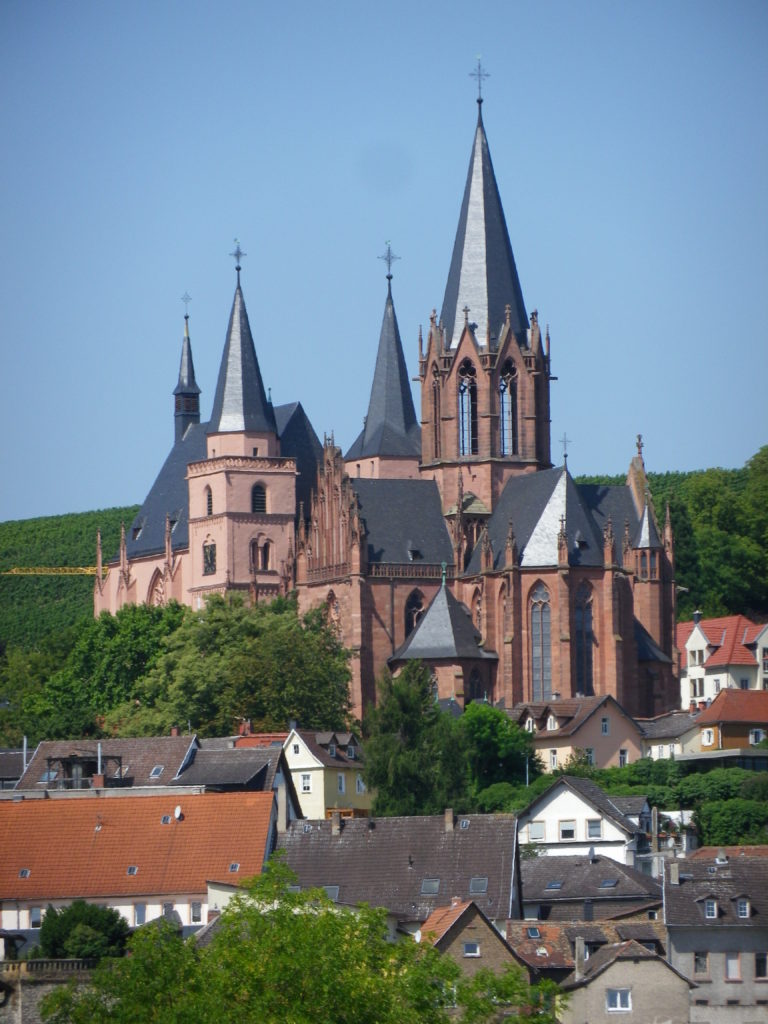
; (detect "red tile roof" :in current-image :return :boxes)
[676,615,766,669]
[695,688,768,726]
[420,900,471,944]
[0,792,274,901]
[689,845,768,860]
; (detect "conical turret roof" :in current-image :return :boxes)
[345,278,421,460]
[440,101,528,350]
[208,278,276,434]
[390,582,497,663]
[633,501,663,549]
[173,317,201,397]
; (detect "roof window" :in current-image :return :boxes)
[599,878,619,889]
[545,881,563,891]
[323,885,339,902]
[229,863,240,873]
[161,815,171,825]
[469,876,488,894]
[460,819,470,830]
[421,878,440,895]
[127,866,138,876]
[150,765,164,778]
[705,898,717,919]
[527,926,541,939]
[19,868,30,879]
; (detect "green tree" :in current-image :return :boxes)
[460,701,541,796]
[39,901,129,961]
[363,662,469,816]
[695,798,768,846]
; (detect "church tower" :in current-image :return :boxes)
[419,97,552,514]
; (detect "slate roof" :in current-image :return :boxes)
[0,750,24,783]
[676,614,766,669]
[171,747,281,790]
[664,853,768,927]
[608,796,649,818]
[440,101,528,350]
[633,502,662,549]
[637,710,700,739]
[350,478,454,566]
[558,939,690,991]
[173,319,201,397]
[506,919,667,973]
[208,278,276,435]
[276,812,518,924]
[15,736,198,791]
[635,618,673,664]
[695,688,768,725]
[293,730,364,768]
[508,696,643,743]
[521,854,660,908]
[465,467,639,575]
[0,792,274,901]
[390,583,497,663]
[345,280,421,461]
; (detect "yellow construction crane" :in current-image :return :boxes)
[1,567,100,576]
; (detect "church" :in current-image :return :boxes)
[95,96,678,722]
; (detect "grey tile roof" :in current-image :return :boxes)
[609,796,649,818]
[509,696,643,743]
[559,939,683,991]
[664,854,768,927]
[173,322,201,397]
[0,750,24,782]
[636,711,699,740]
[208,279,276,435]
[275,812,518,924]
[344,280,421,461]
[521,854,661,906]
[16,737,198,790]
[350,478,454,566]
[171,747,278,789]
[440,102,528,350]
[518,776,641,836]
[390,584,497,663]
[296,730,364,768]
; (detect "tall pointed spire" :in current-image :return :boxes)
[440,98,528,350]
[173,297,201,443]
[208,255,276,435]
[344,253,421,462]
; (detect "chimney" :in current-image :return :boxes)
[92,774,105,789]
[669,861,680,885]
[574,936,585,981]
[551,692,561,702]
[331,810,342,836]
[170,725,180,737]
[693,610,702,624]
[651,806,659,854]
[444,808,454,832]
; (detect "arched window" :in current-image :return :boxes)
[405,590,424,638]
[250,539,259,572]
[650,550,658,579]
[530,583,551,701]
[574,582,594,696]
[499,360,518,455]
[260,541,270,571]
[639,551,648,578]
[432,377,441,459]
[251,484,266,514]
[205,487,213,517]
[458,360,478,456]
[466,668,483,705]
[202,541,216,576]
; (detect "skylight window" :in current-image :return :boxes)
[460,819,470,830]
[127,866,138,876]
[323,885,339,901]
[599,878,619,889]
[545,881,563,891]
[161,815,171,825]
[421,878,440,895]
[19,868,30,879]
[527,926,541,939]
[150,765,164,778]
[229,863,240,873]
[469,876,488,894]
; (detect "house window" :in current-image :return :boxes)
[694,952,708,975]
[463,941,480,957]
[134,903,146,926]
[499,360,518,456]
[587,819,602,840]
[457,359,478,456]
[328,743,336,757]
[714,678,721,693]
[531,583,552,700]
[203,542,216,575]
[750,729,766,745]
[737,898,750,918]
[725,952,740,981]
[292,744,299,755]
[691,678,704,699]
[585,748,595,766]
[740,678,749,690]
[421,878,440,895]
[525,717,534,733]
[703,729,714,747]
[619,749,628,768]
[547,715,558,731]
[301,774,311,793]
[205,487,213,516]
[601,717,609,735]
[559,820,576,841]
[755,953,767,979]
[529,820,545,842]
[251,484,266,513]
[355,774,366,794]
[469,876,488,895]
[30,907,42,929]
[606,988,631,1011]
[574,582,594,695]
[347,745,356,760]
[656,745,664,759]
[549,749,557,770]
[337,773,345,794]
[705,899,717,919]
[260,541,270,571]
[191,901,202,924]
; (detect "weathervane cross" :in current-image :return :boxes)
[470,57,489,101]
[378,241,400,280]
[181,292,192,317]
[559,432,572,464]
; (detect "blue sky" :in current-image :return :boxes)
[1,0,766,523]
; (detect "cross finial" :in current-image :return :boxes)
[470,57,489,103]
[441,560,447,586]
[636,433,644,457]
[559,432,571,464]
[181,292,192,320]
[229,239,246,282]
[378,241,400,281]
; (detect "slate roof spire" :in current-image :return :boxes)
[633,501,663,550]
[173,301,201,443]
[440,98,528,350]
[344,258,421,461]
[208,252,277,435]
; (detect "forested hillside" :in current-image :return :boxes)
[0,507,138,649]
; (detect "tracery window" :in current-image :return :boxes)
[203,542,216,576]
[458,360,478,456]
[499,360,518,456]
[574,581,594,695]
[260,540,270,571]
[530,583,551,700]
[432,366,441,460]
[251,484,266,514]
[405,590,424,638]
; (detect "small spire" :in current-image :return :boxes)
[229,239,246,284]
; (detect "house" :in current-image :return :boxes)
[520,853,661,922]
[417,898,523,978]
[507,694,645,772]
[678,612,768,709]
[692,689,768,753]
[276,809,520,933]
[516,775,649,866]
[281,728,372,819]
[636,708,701,759]
[664,850,768,1023]
[0,791,275,944]
[558,939,694,1024]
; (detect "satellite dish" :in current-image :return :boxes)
[174,805,182,820]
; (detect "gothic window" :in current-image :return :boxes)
[650,550,658,578]
[251,484,266,514]
[260,541,270,571]
[530,583,551,701]
[405,590,424,638]
[432,379,441,459]
[466,669,483,704]
[458,360,478,456]
[203,542,216,576]
[639,551,648,578]
[205,487,213,517]
[499,360,518,455]
[574,582,594,696]
[249,539,259,572]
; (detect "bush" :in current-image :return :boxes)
[39,901,129,961]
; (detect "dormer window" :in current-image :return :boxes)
[347,745,356,760]
[525,717,534,733]
[705,899,717,920]
[547,715,557,731]
[737,898,750,919]
[328,743,336,757]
